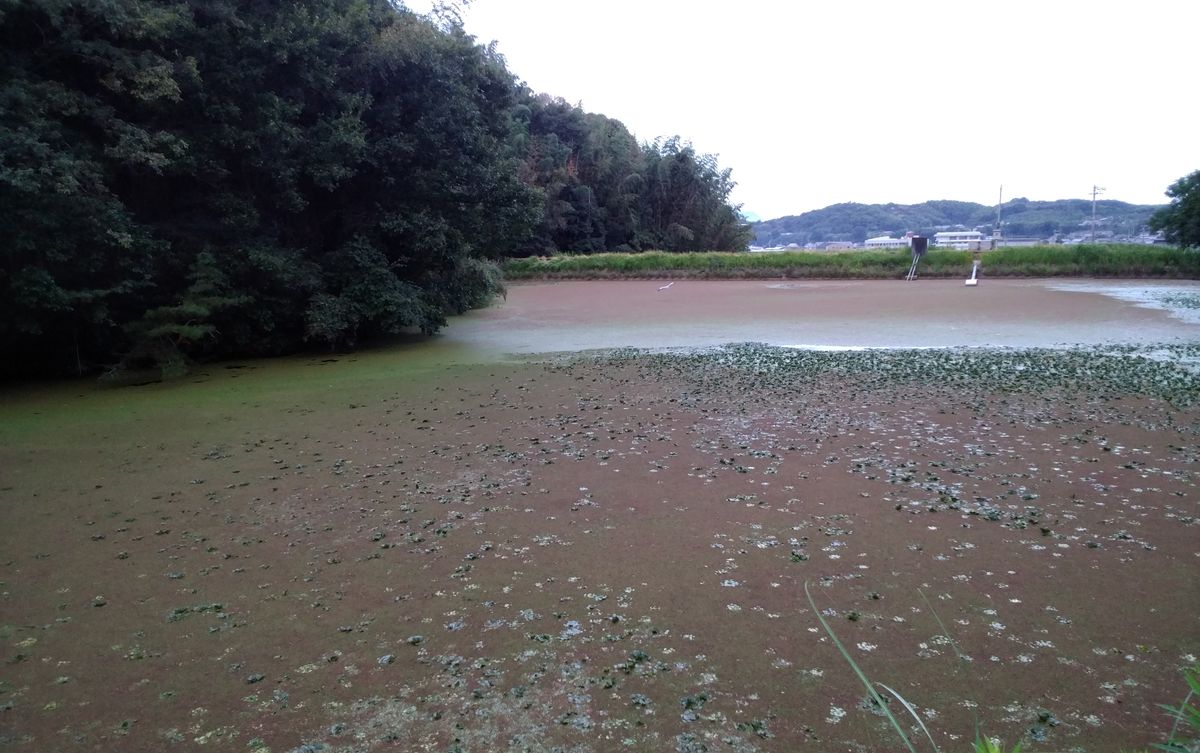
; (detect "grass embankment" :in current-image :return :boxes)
[503,244,1199,280]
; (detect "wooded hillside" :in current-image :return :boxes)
[0,1,749,378]
[753,199,1162,247]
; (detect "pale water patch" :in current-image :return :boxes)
[1043,280,1200,325]
[782,344,943,352]
[783,344,869,352]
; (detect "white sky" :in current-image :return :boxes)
[409,0,1199,220]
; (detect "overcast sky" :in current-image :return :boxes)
[409,0,1198,220]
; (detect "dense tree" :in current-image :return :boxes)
[1,1,188,375]
[0,0,749,378]
[1149,170,1200,248]
[0,0,540,377]
[516,98,749,255]
[520,95,604,253]
[636,137,751,252]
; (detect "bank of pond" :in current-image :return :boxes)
[503,243,1199,280]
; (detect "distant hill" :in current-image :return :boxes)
[752,198,1164,247]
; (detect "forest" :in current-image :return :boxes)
[0,0,751,378]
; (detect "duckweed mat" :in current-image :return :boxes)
[1,344,1197,752]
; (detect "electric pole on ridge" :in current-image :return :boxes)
[1090,185,1105,243]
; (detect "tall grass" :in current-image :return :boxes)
[805,585,1199,752]
[504,248,962,279]
[502,244,1199,281]
[1153,664,1200,752]
[804,582,922,753]
[806,581,1025,752]
[985,244,1200,277]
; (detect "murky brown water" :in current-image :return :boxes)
[3,279,1198,752]
[440,279,1200,356]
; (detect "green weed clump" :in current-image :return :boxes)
[972,738,1022,753]
[502,244,1198,281]
[1151,664,1200,752]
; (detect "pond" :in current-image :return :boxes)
[4,278,1197,437]
[440,278,1200,356]
[3,278,1198,753]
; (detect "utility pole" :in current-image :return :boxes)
[1090,185,1105,243]
[995,185,1003,245]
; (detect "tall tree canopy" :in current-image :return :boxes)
[636,137,749,253]
[0,0,749,378]
[518,97,751,255]
[1149,170,1200,249]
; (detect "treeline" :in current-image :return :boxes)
[522,100,750,254]
[0,1,748,378]
[754,198,1163,247]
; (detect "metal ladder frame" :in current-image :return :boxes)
[905,253,921,281]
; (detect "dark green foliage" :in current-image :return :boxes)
[636,137,751,252]
[1149,170,1200,249]
[0,0,181,376]
[0,0,530,375]
[755,198,1164,247]
[518,98,751,254]
[0,1,748,377]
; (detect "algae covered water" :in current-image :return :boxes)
[1,278,1198,753]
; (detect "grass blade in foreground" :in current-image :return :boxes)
[877,681,941,753]
[803,581,918,753]
[919,588,971,664]
[1153,664,1200,752]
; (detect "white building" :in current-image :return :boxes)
[933,230,986,250]
[864,236,909,249]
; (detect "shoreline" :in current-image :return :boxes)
[505,268,1200,281]
[502,245,1200,282]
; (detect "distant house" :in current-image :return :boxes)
[933,230,987,250]
[864,236,909,249]
[824,241,855,250]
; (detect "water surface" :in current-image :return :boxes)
[442,278,1200,355]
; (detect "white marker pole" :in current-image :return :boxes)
[965,260,979,286]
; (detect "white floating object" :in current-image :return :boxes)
[657,282,675,291]
[965,260,979,286]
